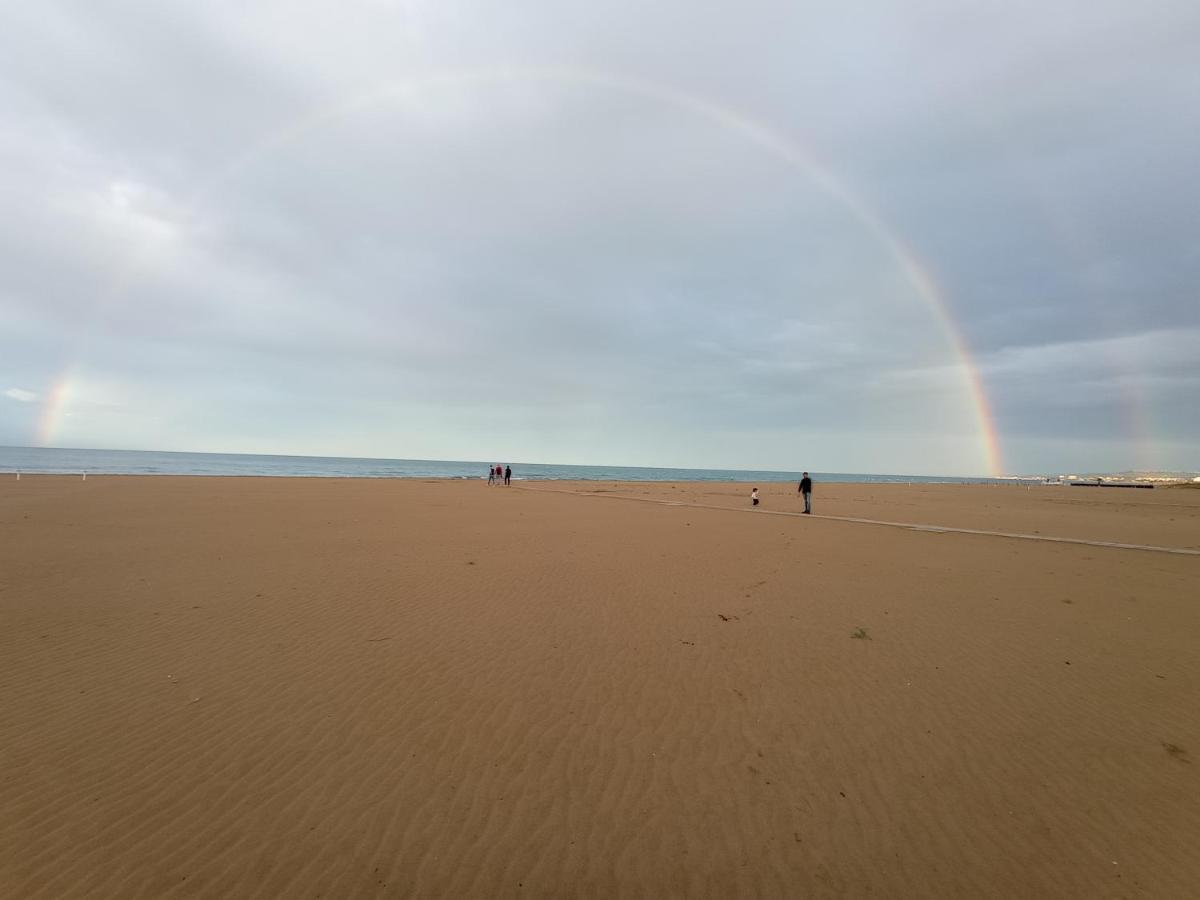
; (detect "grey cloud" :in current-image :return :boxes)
[1,1,1197,474]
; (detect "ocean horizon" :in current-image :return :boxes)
[0,446,1017,484]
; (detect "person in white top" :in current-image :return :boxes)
[751,487,759,507]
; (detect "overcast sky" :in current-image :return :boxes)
[2,1,1197,475]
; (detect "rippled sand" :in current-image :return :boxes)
[2,476,1197,897]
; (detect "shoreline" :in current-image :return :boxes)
[0,445,1017,483]
[0,470,1024,483]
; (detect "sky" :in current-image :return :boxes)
[1,1,1197,476]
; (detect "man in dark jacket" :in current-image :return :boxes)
[799,472,812,514]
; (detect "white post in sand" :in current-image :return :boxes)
[82,471,87,481]
[15,471,19,480]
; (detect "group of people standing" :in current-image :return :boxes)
[488,464,512,486]
[750,472,813,513]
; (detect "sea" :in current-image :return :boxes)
[0,446,1013,484]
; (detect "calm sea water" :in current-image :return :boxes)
[0,446,1012,484]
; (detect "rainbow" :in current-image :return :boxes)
[986,136,1160,473]
[46,65,1005,475]
[37,371,74,448]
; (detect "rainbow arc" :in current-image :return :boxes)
[39,65,1004,476]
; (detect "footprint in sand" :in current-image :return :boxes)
[1162,742,1190,763]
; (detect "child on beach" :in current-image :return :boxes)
[751,487,759,507]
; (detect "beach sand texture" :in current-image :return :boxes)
[2,477,1198,898]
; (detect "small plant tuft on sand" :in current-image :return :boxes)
[850,627,870,640]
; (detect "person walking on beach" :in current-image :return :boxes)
[487,465,495,486]
[751,487,760,507]
[799,472,812,514]
[504,465,512,486]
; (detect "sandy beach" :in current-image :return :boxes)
[2,476,1198,898]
